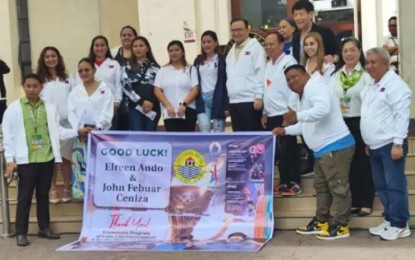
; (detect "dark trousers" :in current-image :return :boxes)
[344,117,374,209]
[0,100,7,124]
[229,102,263,131]
[15,160,54,235]
[117,96,130,131]
[164,108,197,132]
[266,115,300,184]
[129,106,160,131]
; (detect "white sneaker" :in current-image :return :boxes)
[380,226,411,241]
[369,220,391,236]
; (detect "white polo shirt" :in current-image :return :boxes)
[154,64,198,111]
[198,54,219,93]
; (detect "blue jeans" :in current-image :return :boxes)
[197,91,225,132]
[369,142,409,228]
[128,106,159,131]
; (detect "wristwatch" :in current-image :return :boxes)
[180,102,187,107]
[393,143,402,148]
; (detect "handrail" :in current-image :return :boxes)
[0,134,13,237]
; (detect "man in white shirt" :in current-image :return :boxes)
[262,32,300,196]
[226,18,266,131]
[273,65,355,240]
[361,47,412,241]
[382,16,399,74]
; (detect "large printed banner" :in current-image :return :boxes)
[58,132,275,252]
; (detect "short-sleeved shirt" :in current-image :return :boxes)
[198,54,219,93]
[20,97,53,163]
[154,65,198,110]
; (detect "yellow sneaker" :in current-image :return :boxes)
[296,217,329,235]
[317,224,350,240]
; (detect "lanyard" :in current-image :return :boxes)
[28,104,41,133]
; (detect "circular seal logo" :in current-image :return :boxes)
[174,149,206,184]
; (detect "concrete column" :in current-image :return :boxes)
[360,0,383,52]
[194,0,231,48]
[398,0,415,118]
[29,0,101,75]
[99,0,139,49]
[0,0,23,102]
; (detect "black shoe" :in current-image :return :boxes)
[351,208,360,215]
[38,228,60,239]
[16,235,30,246]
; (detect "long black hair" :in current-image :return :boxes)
[88,35,113,62]
[129,36,159,71]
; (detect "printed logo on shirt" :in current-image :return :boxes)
[100,90,105,94]
[64,80,69,84]
[244,51,251,55]
[108,65,114,69]
[380,87,385,92]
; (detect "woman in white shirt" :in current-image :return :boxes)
[69,58,113,199]
[81,36,122,129]
[193,30,228,132]
[154,40,199,132]
[302,32,334,82]
[36,46,75,203]
[331,37,374,216]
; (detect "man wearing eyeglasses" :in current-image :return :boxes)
[226,18,266,131]
[382,16,399,74]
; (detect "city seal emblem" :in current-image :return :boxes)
[174,149,206,184]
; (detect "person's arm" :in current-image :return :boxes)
[113,62,123,105]
[253,44,267,101]
[96,88,114,130]
[0,59,10,74]
[296,84,331,122]
[389,82,412,145]
[2,105,16,163]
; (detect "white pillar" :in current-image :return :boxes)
[360,0,383,52]
[194,0,231,47]
[398,0,415,118]
[0,0,23,101]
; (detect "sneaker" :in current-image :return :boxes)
[274,183,288,195]
[317,224,350,240]
[369,220,391,236]
[380,226,411,241]
[296,217,329,235]
[282,182,302,196]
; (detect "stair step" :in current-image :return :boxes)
[274,210,415,230]
[0,216,82,235]
[274,189,415,212]
[0,200,83,219]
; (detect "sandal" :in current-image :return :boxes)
[62,189,72,203]
[49,190,61,204]
[358,208,372,217]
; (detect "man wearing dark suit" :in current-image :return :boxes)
[291,0,339,64]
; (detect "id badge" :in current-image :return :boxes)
[340,97,351,113]
[31,135,43,150]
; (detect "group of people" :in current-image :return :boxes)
[0,0,410,246]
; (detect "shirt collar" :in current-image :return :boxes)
[341,63,362,74]
[21,96,43,107]
[235,37,250,49]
